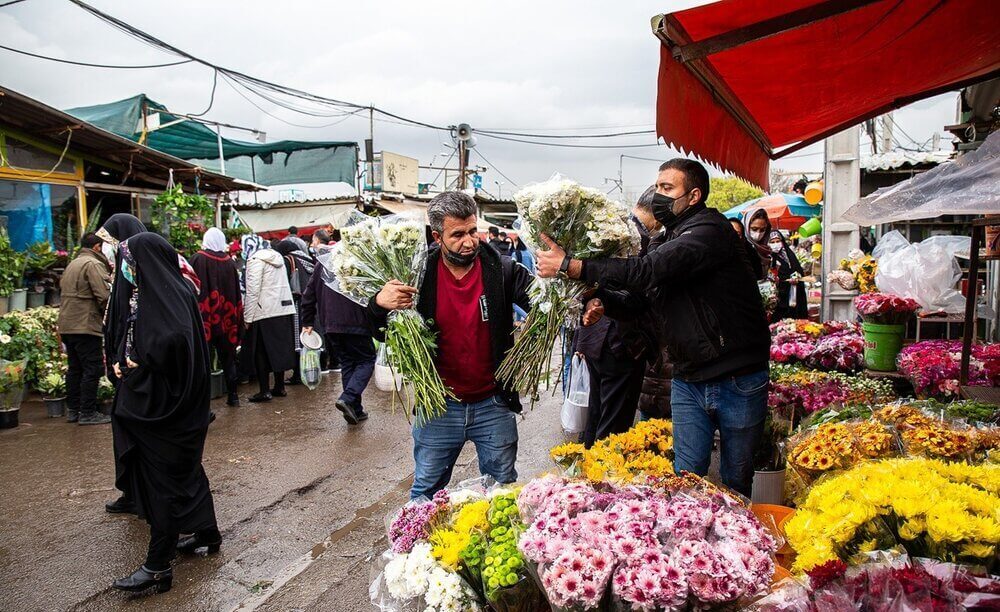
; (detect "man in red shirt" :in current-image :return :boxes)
[369,192,533,499]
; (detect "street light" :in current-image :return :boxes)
[495,180,504,199]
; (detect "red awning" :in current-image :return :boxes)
[653,0,1000,188]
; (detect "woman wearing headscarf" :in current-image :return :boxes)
[190,228,243,407]
[110,233,220,595]
[98,214,147,517]
[273,239,314,386]
[768,229,808,321]
[741,207,771,281]
[242,242,296,402]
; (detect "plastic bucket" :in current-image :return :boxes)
[804,181,823,205]
[862,322,905,371]
[798,217,821,238]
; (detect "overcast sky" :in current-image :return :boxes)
[1,0,959,201]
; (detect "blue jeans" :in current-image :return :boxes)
[670,369,769,498]
[411,394,518,499]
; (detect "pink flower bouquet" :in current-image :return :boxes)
[769,319,864,373]
[897,340,1000,399]
[516,476,776,610]
[854,292,920,325]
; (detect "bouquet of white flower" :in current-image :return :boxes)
[497,176,640,402]
[318,213,452,425]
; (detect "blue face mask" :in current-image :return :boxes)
[122,263,136,286]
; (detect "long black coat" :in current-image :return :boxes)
[114,233,216,534]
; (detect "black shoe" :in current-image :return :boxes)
[226,393,240,407]
[176,532,222,556]
[105,495,137,515]
[248,392,272,403]
[79,411,111,425]
[270,388,287,398]
[356,409,369,422]
[66,410,80,423]
[112,565,173,594]
[336,400,360,425]
[209,411,217,424]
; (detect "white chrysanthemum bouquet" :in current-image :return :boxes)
[497,176,640,401]
[318,213,452,425]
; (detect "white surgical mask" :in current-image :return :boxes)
[769,243,783,253]
[101,242,116,263]
[750,230,765,242]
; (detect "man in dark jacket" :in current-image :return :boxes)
[536,159,770,497]
[301,246,375,424]
[369,192,533,499]
[57,233,112,425]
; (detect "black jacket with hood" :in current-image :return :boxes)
[366,242,534,412]
[580,203,770,382]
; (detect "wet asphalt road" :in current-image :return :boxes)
[0,372,569,612]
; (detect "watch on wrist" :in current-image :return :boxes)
[558,255,571,278]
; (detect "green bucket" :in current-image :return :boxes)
[798,217,822,238]
[862,322,905,371]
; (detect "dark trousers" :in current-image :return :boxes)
[64,334,104,415]
[325,333,375,409]
[582,339,645,449]
[255,342,285,396]
[146,528,179,571]
[208,336,238,395]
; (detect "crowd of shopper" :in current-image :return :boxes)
[55,157,788,594]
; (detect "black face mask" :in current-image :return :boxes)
[442,243,479,267]
[651,190,692,229]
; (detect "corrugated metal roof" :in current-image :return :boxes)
[861,149,953,171]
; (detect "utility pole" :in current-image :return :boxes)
[458,140,468,190]
[368,106,375,193]
[881,112,894,154]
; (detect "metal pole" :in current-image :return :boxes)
[821,127,861,322]
[458,141,467,190]
[215,124,226,176]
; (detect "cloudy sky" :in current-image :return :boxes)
[1,0,958,201]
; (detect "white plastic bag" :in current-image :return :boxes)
[300,348,321,391]
[874,230,971,313]
[561,354,590,434]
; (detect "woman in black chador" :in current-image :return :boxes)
[110,233,221,595]
[98,213,147,516]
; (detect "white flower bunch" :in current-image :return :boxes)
[498,176,641,401]
[382,543,480,611]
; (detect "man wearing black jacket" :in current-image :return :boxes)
[369,191,533,499]
[536,159,770,497]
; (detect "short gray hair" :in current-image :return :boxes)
[427,191,477,234]
[636,185,656,211]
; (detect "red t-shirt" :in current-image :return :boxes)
[435,257,496,403]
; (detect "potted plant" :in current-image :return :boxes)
[98,376,115,415]
[751,414,788,505]
[25,242,56,309]
[37,369,67,418]
[0,358,27,428]
[0,228,25,314]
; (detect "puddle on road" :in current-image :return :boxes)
[232,473,413,612]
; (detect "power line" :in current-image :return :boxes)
[478,132,666,150]
[220,73,365,129]
[479,123,655,132]
[62,1,668,144]
[0,0,31,8]
[472,148,519,188]
[0,42,194,68]
[477,127,656,139]
[187,69,218,117]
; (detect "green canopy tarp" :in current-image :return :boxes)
[67,95,357,187]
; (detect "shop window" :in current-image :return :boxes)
[0,180,79,250]
[3,136,77,175]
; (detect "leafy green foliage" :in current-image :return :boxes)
[0,307,64,387]
[153,185,214,257]
[706,177,764,213]
[0,228,26,295]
